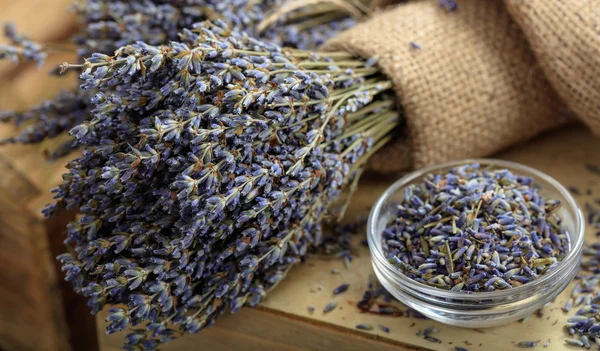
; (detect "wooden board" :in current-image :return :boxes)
[0,2,95,351]
[0,189,71,351]
[97,125,600,351]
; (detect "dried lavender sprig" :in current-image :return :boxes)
[0,23,48,66]
[2,0,363,157]
[382,164,570,293]
[0,90,90,149]
[47,21,400,350]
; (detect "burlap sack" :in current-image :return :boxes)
[505,0,600,134]
[324,0,571,173]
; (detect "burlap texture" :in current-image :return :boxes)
[505,0,600,135]
[324,0,570,173]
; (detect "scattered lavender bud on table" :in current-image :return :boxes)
[422,326,438,337]
[378,324,390,333]
[322,216,367,265]
[424,336,442,343]
[569,186,582,195]
[565,338,584,347]
[517,341,537,348]
[333,283,350,295]
[381,164,569,292]
[585,163,600,177]
[564,298,574,312]
[357,275,406,316]
[323,301,339,313]
[572,284,582,298]
[331,268,340,274]
[410,41,422,50]
[581,335,590,349]
[455,347,470,351]
[355,324,374,331]
[586,203,600,228]
[307,306,315,313]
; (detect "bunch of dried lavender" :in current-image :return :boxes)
[382,164,570,292]
[1,0,363,158]
[48,21,399,349]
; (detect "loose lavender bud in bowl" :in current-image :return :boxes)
[367,159,584,328]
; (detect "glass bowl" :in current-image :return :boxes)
[367,159,585,327]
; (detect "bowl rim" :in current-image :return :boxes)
[367,158,585,300]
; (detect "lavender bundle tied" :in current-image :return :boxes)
[48,21,399,350]
[0,0,364,159]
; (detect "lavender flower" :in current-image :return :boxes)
[0,90,90,158]
[382,164,570,292]
[47,22,399,349]
[2,0,363,157]
[0,23,47,66]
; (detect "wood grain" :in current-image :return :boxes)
[0,2,91,350]
[0,190,70,351]
[99,307,427,351]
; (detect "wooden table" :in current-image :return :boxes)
[0,2,93,351]
[93,125,599,351]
